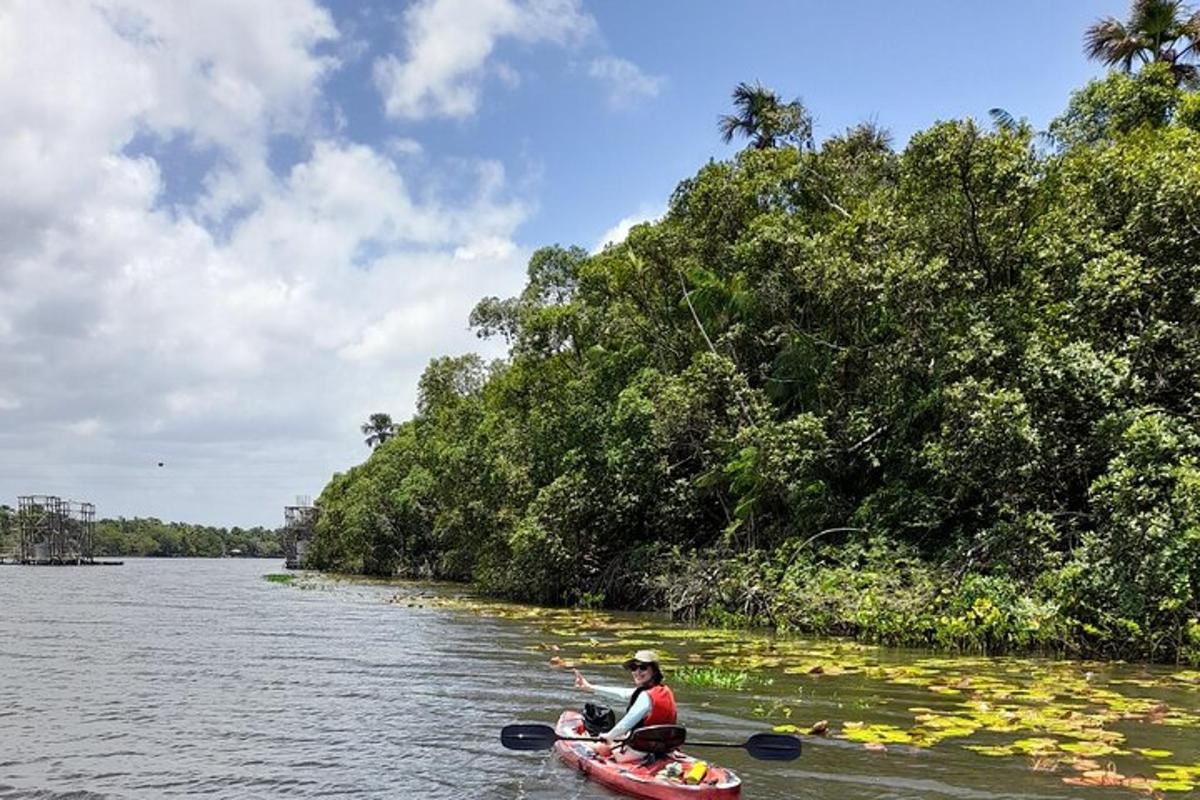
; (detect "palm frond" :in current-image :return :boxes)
[720,81,798,149]
[842,120,893,154]
[718,114,741,144]
[1175,8,1200,55]
[989,108,1018,132]
[1086,0,1200,81]
[1085,18,1141,68]
[1173,61,1200,86]
[1130,0,1183,38]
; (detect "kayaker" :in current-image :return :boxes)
[572,649,677,761]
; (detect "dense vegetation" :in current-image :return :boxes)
[0,505,13,553]
[310,53,1200,663]
[0,505,281,558]
[92,518,283,557]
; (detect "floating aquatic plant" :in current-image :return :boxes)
[672,666,753,690]
[374,578,1200,794]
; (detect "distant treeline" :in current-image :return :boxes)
[94,518,283,558]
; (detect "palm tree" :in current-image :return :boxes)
[718,82,813,150]
[1085,0,1200,86]
[361,412,396,449]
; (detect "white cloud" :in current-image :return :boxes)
[454,236,517,261]
[0,1,530,525]
[593,205,665,252]
[387,137,424,156]
[67,418,104,437]
[493,61,521,89]
[373,0,595,120]
[588,56,664,108]
[0,0,339,239]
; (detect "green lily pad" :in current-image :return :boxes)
[840,722,915,745]
[963,744,1017,757]
[1132,748,1174,759]
[1058,741,1124,757]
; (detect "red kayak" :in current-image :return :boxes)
[553,710,742,800]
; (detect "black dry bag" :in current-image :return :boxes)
[582,702,616,735]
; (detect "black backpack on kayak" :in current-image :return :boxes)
[582,703,615,735]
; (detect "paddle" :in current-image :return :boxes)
[682,733,801,761]
[500,724,686,754]
[500,724,801,761]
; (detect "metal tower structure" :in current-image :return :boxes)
[283,496,318,569]
[16,495,94,564]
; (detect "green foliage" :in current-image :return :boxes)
[93,518,282,558]
[0,505,14,553]
[311,77,1200,661]
[1050,63,1181,147]
[671,666,753,690]
[1178,91,1200,130]
[1058,411,1200,660]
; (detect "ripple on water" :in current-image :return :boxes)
[4,560,1197,799]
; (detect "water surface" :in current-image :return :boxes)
[0,559,1196,799]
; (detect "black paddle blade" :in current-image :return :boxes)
[627,725,687,754]
[500,724,559,751]
[744,733,801,761]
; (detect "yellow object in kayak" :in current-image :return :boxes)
[684,761,708,785]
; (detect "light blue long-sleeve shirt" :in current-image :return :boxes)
[593,684,652,739]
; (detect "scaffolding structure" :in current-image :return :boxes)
[17,495,95,564]
[283,496,318,569]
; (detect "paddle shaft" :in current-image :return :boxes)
[686,732,801,760]
[500,724,631,749]
[501,723,799,761]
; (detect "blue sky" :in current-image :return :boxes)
[0,0,1129,526]
[144,1,1125,250]
[316,0,1124,250]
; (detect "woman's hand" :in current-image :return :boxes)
[573,669,594,693]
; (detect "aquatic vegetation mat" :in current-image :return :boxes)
[375,582,1200,795]
[672,666,754,690]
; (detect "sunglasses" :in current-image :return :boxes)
[629,663,652,672]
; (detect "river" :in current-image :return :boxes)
[0,559,1196,799]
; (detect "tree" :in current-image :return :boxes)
[417,355,487,418]
[0,505,13,553]
[718,82,813,150]
[1085,0,1200,86]
[310,73,1200,661]
[361,412,396,449]
[1049,62,1181,146]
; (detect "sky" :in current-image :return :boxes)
[0,0,1127,528]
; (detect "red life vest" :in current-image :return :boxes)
[631,684,677,727]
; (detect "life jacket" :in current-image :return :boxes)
[627,684,677,728]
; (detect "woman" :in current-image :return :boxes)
[572,649,677,760]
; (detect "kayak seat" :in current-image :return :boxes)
[628,724,687,754]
